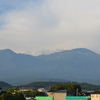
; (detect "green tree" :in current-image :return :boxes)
[2,92,26,100]
[50,83,82,93]
[23,90,46,97]
[0,86,26,100]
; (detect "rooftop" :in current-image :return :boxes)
[48,90,74,94]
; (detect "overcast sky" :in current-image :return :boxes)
[0,0,100,55]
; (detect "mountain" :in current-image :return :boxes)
[0,48,100,85]
[0,81,12,90]
[22,81,100,91]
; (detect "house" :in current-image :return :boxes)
[38,88,48,93]
[36,90,91,100]
[91,91,100,100]
[47,90,74,100]
[19,86,37,91]
[26,97,34,100]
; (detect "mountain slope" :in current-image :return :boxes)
[37,48,100,79]
[0,48,100,85]
[22,81,100,91]
[0,81,12,90]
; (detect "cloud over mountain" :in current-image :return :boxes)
[0,0,100,54]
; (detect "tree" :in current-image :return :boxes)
[0,86,26,100]
[50,83,82,93]
[23,90,46,97]
[1,92,25,100]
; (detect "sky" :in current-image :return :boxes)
[0,0,100,55]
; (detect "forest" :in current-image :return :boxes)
[23,81,100,91]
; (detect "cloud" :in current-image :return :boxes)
[0,0,100,55]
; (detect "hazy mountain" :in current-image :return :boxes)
[0,48,100,85]
[22,81,100,91]
[0,81,12,90]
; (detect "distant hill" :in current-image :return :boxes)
[22,81,100,91]
[0,81,12,90]
[0,48,100,85]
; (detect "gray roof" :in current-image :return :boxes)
[48,90,74,94]
[91,91,100,94]
[19,86,37,90]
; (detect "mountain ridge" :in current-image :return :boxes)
[0,81,12,90]
[0,48,100,85]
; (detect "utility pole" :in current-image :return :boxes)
[76,88,78,96]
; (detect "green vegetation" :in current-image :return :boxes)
[1,81,100,99]
[0,81,12,90]
[50,83,82,93]
[0,92,25,100]
[81,82,100,90]
[0,86,46,100]
[23,81,100,91]
[0,86,25,100]
[23,90,46,97]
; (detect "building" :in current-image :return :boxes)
[19,86,37,91]
[38,88,48,92]
[36,90,91,100]
[47,90,74,100]
[91,91,100,100]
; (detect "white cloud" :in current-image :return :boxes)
[0,0,100,54]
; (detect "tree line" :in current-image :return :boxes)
[23,81,100,91]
